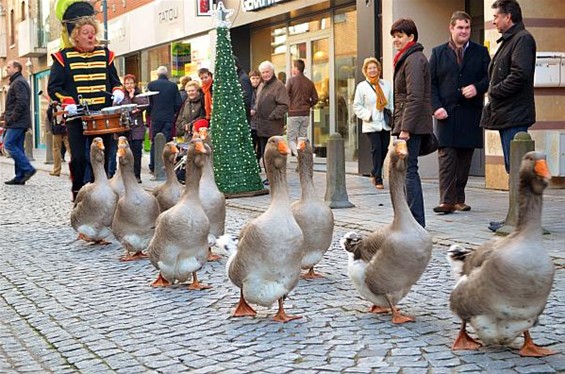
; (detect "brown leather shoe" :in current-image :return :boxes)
[454,203,471,211]
[375,183,384,189]
[433,203,456,214]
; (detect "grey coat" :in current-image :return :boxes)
[392,43,433,136]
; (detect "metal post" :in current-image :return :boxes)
[24,130,35,161]
[151,132,166,181]
[324,133,354,208]
[496,131,534,235]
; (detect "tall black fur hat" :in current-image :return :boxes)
[61,1,95,35]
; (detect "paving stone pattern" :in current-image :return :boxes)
[0,161,564,373]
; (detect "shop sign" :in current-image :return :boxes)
[242,0,291,12]
[157,0,182,25]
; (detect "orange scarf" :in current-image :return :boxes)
[201,79,213,120]
[367,76,387,111]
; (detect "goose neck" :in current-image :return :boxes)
[298,161,316,200]
[268,165,290,203]
[92,156,108,183]
[516,184,543,233]
[389,159,415,225]
[164,156,177,181]
[181,160,202,201]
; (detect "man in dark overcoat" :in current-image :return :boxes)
[430,11,490,214]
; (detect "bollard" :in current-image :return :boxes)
[151,132,166,181]
[45,132,54,164]
[496,131,534,235]
[324,133,354,208]
[24,131,35,161]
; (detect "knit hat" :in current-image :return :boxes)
[192,119,209,132]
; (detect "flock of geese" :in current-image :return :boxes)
[70,130,557,358]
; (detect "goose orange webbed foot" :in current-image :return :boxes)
[451,322,482,351]
[151,273,171,287]
[272,298,301,323]
[233,290,257,317]
[518,331,557,357]
[207,248,222,262]
[78,233,111,245]
[187,272,212,290]
[385,296,414,324]
[120,252,148,262]
[301,267,324,280]
[369,305,392,314]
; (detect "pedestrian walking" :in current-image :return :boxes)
[3,60,36,185]
[286,59,318,157]
[147,66,183,175]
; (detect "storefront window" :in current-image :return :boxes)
[333,6,357,161]
[140,44,171,89]
[289,14,331,35]
[251,24,287,74]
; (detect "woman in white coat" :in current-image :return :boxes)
[353,57,394,189]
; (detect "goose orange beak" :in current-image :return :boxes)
[297,139,306,151]
[278,140,290,155]
[170,144,179,154]
[534,159,551,179]
[94,139,105,150]
[117,146,126,157]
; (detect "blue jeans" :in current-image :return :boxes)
[4,128,35,181]
[406,134,425,228]
[107,136,118,178]
[149,120,173,171]
[499,126,529,173]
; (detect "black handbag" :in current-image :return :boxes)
[419,133,439,156]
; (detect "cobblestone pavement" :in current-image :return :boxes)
[1,160,564,373]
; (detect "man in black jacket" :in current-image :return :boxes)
[3,60,36,185]
[430,11,490,214]
[147,66,182,174]
[481,0,536,173]
[481,0,536,232]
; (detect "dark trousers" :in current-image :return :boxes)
[406,135,425,228]
[258,136,270,171]
[437,147,474,205]
[149,120,173,171]
[499,126,529,173]
[130,139,143,179]
[251,129,261,163]
[365,130,390,184]
[67,119,111,196]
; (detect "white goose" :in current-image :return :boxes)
[147,138,211,290]
[291,137,334,279]
[447,151,556,357]
[340,139,432,323]
[71,137,118,244]
[222,136,304,322]
[112,137,161,261]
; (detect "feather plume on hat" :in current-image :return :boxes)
[56,0,97,49]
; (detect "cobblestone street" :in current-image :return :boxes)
[1,161,564,373]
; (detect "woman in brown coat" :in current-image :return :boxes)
[390,18,433,228]
[254,60,290,169]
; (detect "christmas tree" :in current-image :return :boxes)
[210,2,264,195]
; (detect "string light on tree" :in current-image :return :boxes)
[210,1,264,195]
